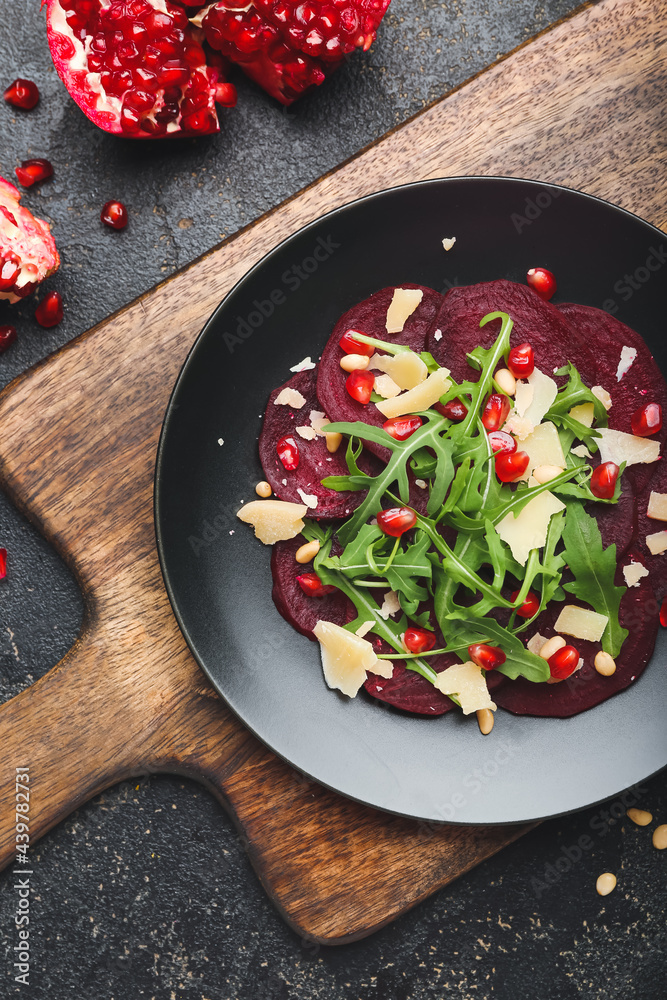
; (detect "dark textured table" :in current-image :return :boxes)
[1,1,666,997]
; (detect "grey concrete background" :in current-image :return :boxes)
[1,0,665,997]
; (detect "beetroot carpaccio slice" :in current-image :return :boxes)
[364,655,508,716]
[271,536,355,641]
[316,284,443,461]
[259,369,382,519]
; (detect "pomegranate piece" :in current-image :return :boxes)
[346,368,375,404]
[377,507,416,537]
[383,415,422,441]
[404,627,436,654]
[276,434,299,470]
[101,200,129,230]
[481,392,510,432]
[0,325,18,353]
[4,78,40,110]
[435,398,467,422]
[590,461,619,500]
[296,572,337,597]
[526,266,557,301]
[0,547,6,580]
[488,430,516,455]
[507,342,535,379]
[511,589,539,618]
[35,291,64,328]
[660,596,667,628]
[15,159,53,188]
[631,402,662,437]
[339,329,374,356]
[468,643,506,671]
[548,644,580,680]
[45,0,236,139]
[0,177,60,303]
[495,450,529,482]
[201,0,392,105]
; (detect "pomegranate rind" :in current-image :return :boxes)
[0,178,60,304]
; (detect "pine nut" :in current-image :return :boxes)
[594,651,617,676]
[538,635,566,660]
[476,708,495,735]
[325,432,343,453]
[652,824,667,850]
[295,539,320,564]
[533,464,565,484]
[495,368,516,396]
[255,481,272,498]
[626,808,653,826]
[596,872,617,896]
[340,354,370,372]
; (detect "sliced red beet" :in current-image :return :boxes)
[364,655,508,716]
[259,369,382,519]
[271,536,355,640]
[592,479,637,559]
[494,562,658,718]
[317,285,443,461]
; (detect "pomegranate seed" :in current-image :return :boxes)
[481,393,510,432]
[511,590,539,618]
[0,255,21,290]
[488,430,516,455]
[495,450,529,482]
[435,398,468,422]
[660,597,667,627]
[296,572,337,597]
[15,158,53,187]
[377,507,416,537]
[383,415,422,441]
[4,78,40,110]
[631,402,662,437]
[215,81,237,107]
[590,462,619,499]
[0,547,6,580]
[526,266,557,301]
[548,644,580,680]
[468,643,506,671]
[0,325,18,353]
[276,435,299,471]
[35,291,64,328]
[339,329,374,356]
[346,369,375,404]
[507,342,535,379]
[101,200,129,229]
[404,627,436,654]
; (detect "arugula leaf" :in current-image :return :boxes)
[545,362,607,443]
[420,351,441,373]
[561,502,628,656]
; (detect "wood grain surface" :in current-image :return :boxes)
[0,0,665,944]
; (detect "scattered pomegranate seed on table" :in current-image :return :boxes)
[0,325,17,353]
[495,450,529,482]
[468,643,506,670]
[507,342,535,379]
[346,369,375,404]
[0,547,7,580]
[4,78,40,110]
[35,290,64,328]
[511,590,539,618]
[339,330,374,356]
[661,597,667,627]
[15,158,53,188]
[548,644,580,680]
[377,507,417,537]
[101,200,129,230]
[526,266,557,300]
[383,415,422,441]
[404,627,437,654]
[590,461,619,499]
[276,435,299,471]
[631,402,662,437]
[435,398,467,421]
[296,572,336,597]
[488,430,516,454]
[481,392,510,432]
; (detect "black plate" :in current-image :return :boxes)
[155,177,667,825]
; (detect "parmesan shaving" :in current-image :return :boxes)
[514,381,534,418]
[376,367,451,419]
[236,500,307,544]
[496,490,566,566]
[433,662,497,715]
[597,429,660,467]
[554,605,608,642]
[616,345,637,381]
[592,385,612,411]
[295,425,318,440]
[274,387,306,409]
[378,590,401,619]
[623,562,649,587]
[523,367,558,426]
[386,288,423,334]
[289,356,316,372]
[646,530,667,555]
[297,489,318,509]
[374,374,402,399]
[368,350,428,389]
[313,620,392,698]
[441,236,456,251]
[527,633,548,655]
[647,492,667,521]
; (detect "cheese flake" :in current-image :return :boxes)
[569,402,595,428]
[592,385,612,411]
[616,345,637,381]
[441,236,456,251]
[368,350,428,389]
[414,478,428,489]
[433,661,497,715]
[527,632,548,655]
[289,356,316,372]
[376,367,451,419]
[496,489,566,566]
[571,443,592,459]
[647,492,667,521]
[274,387,306,409]
[523,367,558,426]
[378,590,401,619]
[646,530,667,555]
[434,329,443,341]
[386,288,423,334]
[374,374,402,399]
[313,620,392,698]
[309,410,328,436]
[597,428,660,467]
[297,488,318,509]
[355,621,375,637]
[554,605,608,642]
[503,414,535,440]
[236,499,307,544]
[518,421,565,480]
[295,425,318,440]
[623,562,649,588]
[514,381,534,418]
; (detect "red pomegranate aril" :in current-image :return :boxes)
[0,325,18,353]
[383,415,422,441]
[495,450,529,482]
[377,507,417,537]
[660,596,667,627]
[276,435,299,470]
[296,572,337,597]
[0,255,21,290]
[339,329,374,356]
[631,402,662,437]
[548,644,580,680]
[0,547,6,580]
[511,590,539,618]
[488,430,516,455]
[101,200,128,230]
[15,158,53,188]
[526,266,557,301]
[468,643,506,671]
[346,369,375,404]
[215,82,237,107]
[436,398,468,422]
[35,290,63,328]
[482,393,511,432]
[590,461,619,500]
[404,627,436,654]
[508,342,535,379]
[4,78,40,110]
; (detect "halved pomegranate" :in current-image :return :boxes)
[45,0,237,138]
[0,178,60,303]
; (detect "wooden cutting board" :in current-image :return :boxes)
[0,0,665,945]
